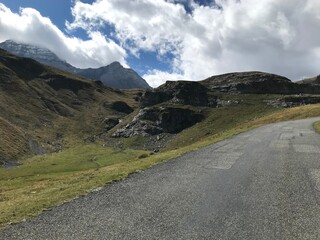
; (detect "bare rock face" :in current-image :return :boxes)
[141,81,217,107]
[112,107,204,137]
[113,81,214,138]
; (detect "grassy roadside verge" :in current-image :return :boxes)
[314,121,320,133]
[1,103,320,229]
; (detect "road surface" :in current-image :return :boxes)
[1,118,320,240]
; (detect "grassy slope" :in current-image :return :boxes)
[1,100,320,228]
[0,51,140,163]
[0,117,27,162]
[165,94,279,150]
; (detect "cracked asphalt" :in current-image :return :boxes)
[1,117,320,240]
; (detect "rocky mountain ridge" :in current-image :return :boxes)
[201,71,320,94]
[0,40,150,90]
[0,40,76,73]
[77,61,150,90]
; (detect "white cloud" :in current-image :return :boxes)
[0,3,127,68]
[143,69,186,88]
[67,0,320,86]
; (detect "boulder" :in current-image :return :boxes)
[103,118,120,131]
[112,107,204,137]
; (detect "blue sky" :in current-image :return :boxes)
[1,0,74,31]
[0,0,319,87]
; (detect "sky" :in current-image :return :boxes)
[0,0,320,87]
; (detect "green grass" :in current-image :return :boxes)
[1,102,320,229]
[0,145,149,227]
[314,121,320,133]
[165,94,278,150]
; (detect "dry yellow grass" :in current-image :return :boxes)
[0,117,28,161]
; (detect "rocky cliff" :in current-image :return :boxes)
[113,107,204,137]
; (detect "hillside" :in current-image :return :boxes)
[0,40,150,90]
[0,49,138,165]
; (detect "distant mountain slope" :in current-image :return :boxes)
[77,62,151,89]
[0,40,76,73]
[0,40,151,89]
[0,48,138,165]
[200,71,320,94]
[297,75,320,85]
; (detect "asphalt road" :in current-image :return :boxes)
[1,118,320,240]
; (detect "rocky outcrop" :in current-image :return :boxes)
[112,107,204,137]
[103,118,120,131]
[141,81,217,107]
[201,71,320,94]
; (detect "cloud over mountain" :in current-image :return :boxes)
[0,3,127,68]
[67,0,320,86]
[1,0,320,87]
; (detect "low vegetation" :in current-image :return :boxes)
[314,121,320,133]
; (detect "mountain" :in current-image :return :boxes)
[0,40,76,73]
[0,48,138,165]
[77,62,151,89]
[0,40,150,89]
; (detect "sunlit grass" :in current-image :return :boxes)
[314,121,320,133]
